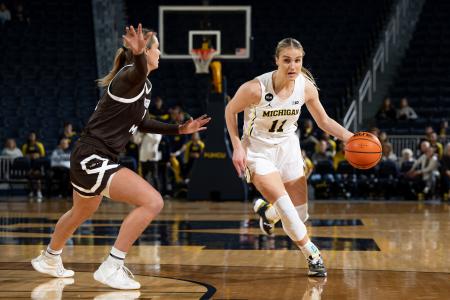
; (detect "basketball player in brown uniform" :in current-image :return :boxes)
[31,24,210,290]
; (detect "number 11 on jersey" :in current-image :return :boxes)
[268,119,287,132]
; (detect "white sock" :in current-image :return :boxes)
[107,246,126,266]
[273,194,307,241]
[295,203,309,222]
[300,240,321,262]
[45,246,62,259]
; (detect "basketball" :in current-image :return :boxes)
[345,132,382,169]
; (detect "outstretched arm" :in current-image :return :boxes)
[121,23,153,83]
[110,24,154,97]
[304,79,354,143]
[139,114,211,135]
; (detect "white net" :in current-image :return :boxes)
[191,49,217,74]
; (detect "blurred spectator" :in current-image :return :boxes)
[375,97,396,120]
[12,2,29,24]
[381,142,397,162]
[438,120,448,143]
[333,141,346,170]
[1,138,23,159]
[22,132,45,201]
[60,122,78,150]
[416,140,431,158]
[429,132,443,159]
[407,147,439,197]
[398,148,415,168]
[158,136,172,197]
[369,127,381,138]
[441,143,450,201]
[0,2,11,25]
[183,133,205,179]
[396,97,418,120]
[302,150,314,179]
[170,105,191,124]
[316,132,336,157]
[22,132,45,160]
[168,106,190,184]
[133,132,162,190]
[148,96,169,121]
[379,131,388,145]
[312,140,334,164]
[300,119,319,157]
[50,138,71,197]
[125,137,139,167]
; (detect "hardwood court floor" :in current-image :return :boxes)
[0,198,449,299]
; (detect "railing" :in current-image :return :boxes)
[0,156,14,181]
[343,0,425,129]
[388,135,450,156]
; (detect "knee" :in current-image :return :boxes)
[143,193,164,215]
[72,206,98,220]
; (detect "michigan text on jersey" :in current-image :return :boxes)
[262,109,300,117]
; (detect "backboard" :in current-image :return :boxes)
[159,6,251,60]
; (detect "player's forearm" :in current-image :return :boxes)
[319,117,353,142]
[225,108,242,150]
[138,119,180,135]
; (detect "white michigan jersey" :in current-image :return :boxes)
[243,71,305,144]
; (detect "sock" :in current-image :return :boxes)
[107,246,126,266]
[295,203,309,222]
[45,246,62,259]
[265,205,280,223]
[300,240,321,262]
[273,194,307,241]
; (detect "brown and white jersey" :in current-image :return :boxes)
[80,54,151,159]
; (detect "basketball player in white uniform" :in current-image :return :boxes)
[225,38,354,277]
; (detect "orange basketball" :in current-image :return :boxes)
[344,132,382,169]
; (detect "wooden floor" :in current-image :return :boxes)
[0,198,449,299]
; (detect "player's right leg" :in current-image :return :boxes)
[31,191,102,278]
[252,172,326,277]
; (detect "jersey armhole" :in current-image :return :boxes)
[253,79,266,107]
[107,64,146,103]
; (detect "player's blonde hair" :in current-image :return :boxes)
[275,38,317,87]
[97,28,156,87]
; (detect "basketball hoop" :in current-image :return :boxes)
[191,48,217,74]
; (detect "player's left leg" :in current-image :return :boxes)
[93,167,163,290]
[253,176,309,234]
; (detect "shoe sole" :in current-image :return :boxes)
[93,270,141,290]
[308,271,327,277]
[31,259,74,278]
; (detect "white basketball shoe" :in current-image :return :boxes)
[93,260,141,290]
[31,251,75,278]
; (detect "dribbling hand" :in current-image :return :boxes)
[122,23,153,55]
[232,146,247,178]
[178,115,211,134]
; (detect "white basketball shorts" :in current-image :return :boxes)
[242,134,305,183]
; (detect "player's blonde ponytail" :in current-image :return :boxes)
[96,47,132,87]
[275,37,318,88]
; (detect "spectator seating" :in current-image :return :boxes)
[379,0,450,134]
